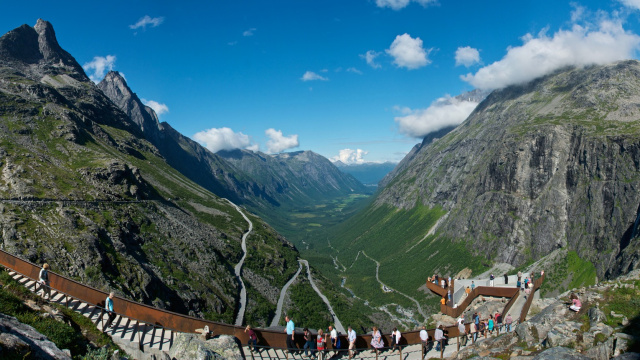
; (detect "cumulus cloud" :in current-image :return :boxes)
[83,55,116,83]
[301,71,328,81]
[265,129,299,153]
[243,28,257,36]
[193,127,256,153]
[331,149,369,164]
[395,96,480,138]
[346,67,363,74]
[461,19,640,90]
[375,0,436,10]
[360,50,382,69]
[141,99,169,116]
[455,46,481,67]
[129,15,164,30]
[386,34,431,69]
[620,0,640,10]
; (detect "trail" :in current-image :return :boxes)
[226,199,253,326]
[361,251,428,322]
[299,259,345,334]
[270,261,303,327]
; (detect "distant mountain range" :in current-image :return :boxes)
[333,161,397,187]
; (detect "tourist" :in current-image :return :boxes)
[347,326,357,359]
[517,279,521,290]
[505,313,513,332]
[303,328,313,357]
[448,276,452,287]
[104,292,116,330]
[419,325,430,353]
[470,321,477,343]
[329,325,338,357]
[447,289,452,303]
[440,296,446,309]
[524,277,529,288]
[38,263,51,300]
[441,278,446,288]
[317,329,326,359]
[245,325,258,352]
[569,294,582,312]
[435,274,439,284]
[488,315,495,335]
[370,326,383,355]
[524,285,531,299]
[517,271,522,283]
[391,327,401,353]
[434,325,446,352]
[458,319,467,346]
[471,281,475,290]
[496,312,503,333]
[504,273,508,285]
[465,286,471,296]
[478,319,486,338]
[285,315,295,352]
[489,273,495,287]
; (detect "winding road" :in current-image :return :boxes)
[300,259,345,334]
[226,199,253,327]
[270,261,303,327]
[361,251,428,321]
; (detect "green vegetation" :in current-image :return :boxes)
[285,277,332,329]
[0,270,122,359]
[541,251,597,297]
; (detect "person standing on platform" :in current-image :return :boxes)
[419,325,430,353]
[38,263,51,300]
[285,315,295,353]
[347,326,357,359]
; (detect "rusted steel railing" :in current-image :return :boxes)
[519,272,546,323]
[437,286,519,318]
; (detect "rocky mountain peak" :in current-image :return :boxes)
[98,71,163,138]
[0,19,87,81]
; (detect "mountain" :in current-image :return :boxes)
[0,19,300,326]
[97,70,370,243]
[333,161,397,187]
[328,61,640,307]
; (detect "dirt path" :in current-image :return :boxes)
[226,200,253,326]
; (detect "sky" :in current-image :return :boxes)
[2,0,640,163]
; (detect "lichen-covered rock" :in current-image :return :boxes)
[531,346,590,359]
[545,321,581,348]
[584,337,614,360]
[0,313,71,359]
[168,333,242,360]
[588,306,607,327]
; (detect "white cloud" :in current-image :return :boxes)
[395,96,479,138]
[462,19,640,90]
[265,128,299,153]
[331,149,369,164]
[360,50,382,69]
[620,0,640,10]
[129,15,164,30]
[141,99,169,116]
[243,28,257,37]
[375,0,436,10]
[386,34,431,69]
[346,67,363,74]
[193,127,256,153]
[83,55,116,83]
[301,71,328,81]
[455,46,481,67]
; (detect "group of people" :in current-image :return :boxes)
[428,274,452,289]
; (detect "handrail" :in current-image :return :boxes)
[437,286,519,318]
[519,272,545,323]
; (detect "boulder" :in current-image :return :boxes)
[613,333,636,357]
[168,333,242,360]
[531,346,591,359]
[0,313,71,359]
[545,321,581,348]
[612,353,640,360]
[584,337,614,360]
[582,323,614,349]
[587,306,607,327]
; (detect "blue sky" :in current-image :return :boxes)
[2,0,640,163]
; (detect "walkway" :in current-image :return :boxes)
[270,261,303,327]
[225,199,253,326]
[300,259,345,334]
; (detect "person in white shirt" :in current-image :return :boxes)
[434,325,446,352]
[391,327,401,352]
[458,320,467,346]
[419,326,429,353]
[347,326,357,359]
[38,263,51,300]
[329,325,338,356]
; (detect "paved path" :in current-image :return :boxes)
[226,199,253,326]
[300,259,346,334]
[270,261,304,327]
[361,251,428,322]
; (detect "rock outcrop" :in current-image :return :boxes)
[0,313,71,359]
[169,333,242,360]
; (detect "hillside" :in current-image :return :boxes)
[333,161,397,187]
[322,61,640,319]
[0,19,299,326]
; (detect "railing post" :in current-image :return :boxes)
[440,341,443,359]
[399,346,402,360]
[457,335,460,351]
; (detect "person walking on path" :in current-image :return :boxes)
[347,326,357,359]
[285,316,296,353]
[505,313,513,332]
[458,319,467,346]
[317,329,326,359]
[470,321,477,343]
[370,326,383,355]
[329,325,338,358]
[104,292,116,330]
[517,271,522,283]
[434,325,446,352]
[303,328,313,357]
[245,325,258,352]
[391,327,401,353]
[489,273,495,286]
[419,325,430,353]
[38,263,51,300]
[471,281,475,291]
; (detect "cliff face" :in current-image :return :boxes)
[0,20,299,325]
[376,61,640,280]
